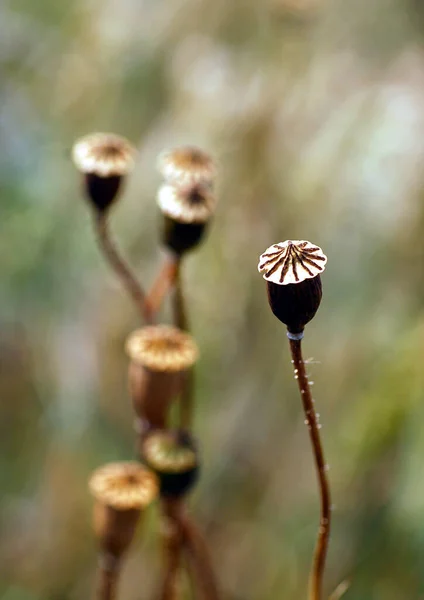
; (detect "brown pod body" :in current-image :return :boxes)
[85,173,122,213]
[72,132,136,213]
[89,461,158,562]
[128,362,186,428]
[258,240,327,332]
[267,275,322,334]
[125,326,199,429]
[93,502,141,559]
[162,217,207,255]
[156,183,216,255]
[142,429,199,498]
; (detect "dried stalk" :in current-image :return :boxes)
[159,498,185,600]
[288,337,331,600]
[172,259,194,430]
[94,213,152,324]
[176,505,220,600]
[145,253,179,318]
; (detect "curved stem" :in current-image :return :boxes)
[93,213,153,324]
[176,506,220,600]
[288,337,331,600]
[145,253,180,319]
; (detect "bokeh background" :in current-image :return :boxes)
[2,0,424,598]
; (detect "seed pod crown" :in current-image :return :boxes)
[258,240,327,333]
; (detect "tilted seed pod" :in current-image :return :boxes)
[157,183,216,255]
[125,325,199,429]
[72,132,136,213]
[89,462,158,563]
[258,240,327,334]
[142,429,199,498]
[157,145,216,189]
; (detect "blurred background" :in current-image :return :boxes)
[2,0,424,598]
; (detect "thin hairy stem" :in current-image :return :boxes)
[94,213,152,324]
[172,260,194,430]
[176,506,220,600]
[145,253,179,318]
[96,563,118,600]
[159,498,185,600]
[288,337,331,600]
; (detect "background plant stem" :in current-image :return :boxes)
[159,498,184,600]
[172,259,194,430]
[94,213,153,324]
[176,505,220,600]
[145,253,179,318]
[288,337,331,600]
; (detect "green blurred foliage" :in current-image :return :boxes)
[2,0,424,598]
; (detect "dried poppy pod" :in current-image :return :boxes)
[157,184,216,255]
[142,429,199,498]
[157,145,216,188]
[258,240,327,334]
[89,461,158,563]
[72,132,136,213]
[126,325,199,429]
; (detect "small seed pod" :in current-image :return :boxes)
[142,429,199,498]
[72,133,136,213]
[157,184,216,255]
[126,325,199,429]
[258,240,327,334]
[157,145,216,188]
[89,462,158,563]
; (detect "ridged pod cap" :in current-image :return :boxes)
[89,461,158,561]
[142,429,199,498]
[89,461,158,511]
[258,240,327,333]
[157,146,216,188]
[72,132,136,212]
[126,325,199,373]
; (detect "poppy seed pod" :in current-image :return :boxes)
[258,240,327,333]
[142,429,199,498]
[89,462,158,561]
[125,326,199,429]
[157,184,216,255]
[157,145,216,188]
[72,133,136,213]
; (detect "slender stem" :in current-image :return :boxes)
[288,337,331,600]
[93,213,152,324]
[145,253,179,319]
[159,498,185,600]
[172,260,194,430]
[173,259,189,331]
[176,506,220,600]
[96,563,118,600]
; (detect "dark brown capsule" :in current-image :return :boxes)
[141,429,199,498]
[72,132,136,213]
[258,240,327,333]
[157,184,216,255]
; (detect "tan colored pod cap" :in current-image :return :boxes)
[258,240,327,285]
